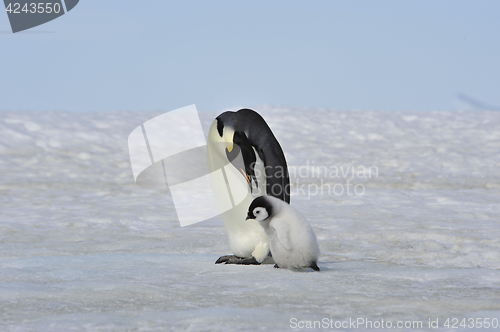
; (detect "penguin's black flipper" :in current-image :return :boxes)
[215,255,261,265]
[310,262,320,271]
[260,145,290,203]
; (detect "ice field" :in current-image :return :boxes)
[1,108,500,331]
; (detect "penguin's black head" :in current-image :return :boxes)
[215,111,239,137]
[246,196,273,222]
[216,116,225,137]
[215,108,265,138]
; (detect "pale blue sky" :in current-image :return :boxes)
[1,1,499,112]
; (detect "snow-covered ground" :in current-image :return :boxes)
[1,108,499,331]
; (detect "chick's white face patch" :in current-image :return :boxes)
[252,207,269,221]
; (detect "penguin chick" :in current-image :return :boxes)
[246,196,320,271]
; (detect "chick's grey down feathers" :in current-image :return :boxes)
[247,196,320,271]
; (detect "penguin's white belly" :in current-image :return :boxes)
[220,195,269,260]
[207,121,270,262]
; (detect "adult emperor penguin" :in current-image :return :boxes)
[207,109,290,265]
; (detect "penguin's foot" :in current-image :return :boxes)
[309,262,320,271]
[273,264,281,269]
[215,255,261,265]
[215,255,236,264]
